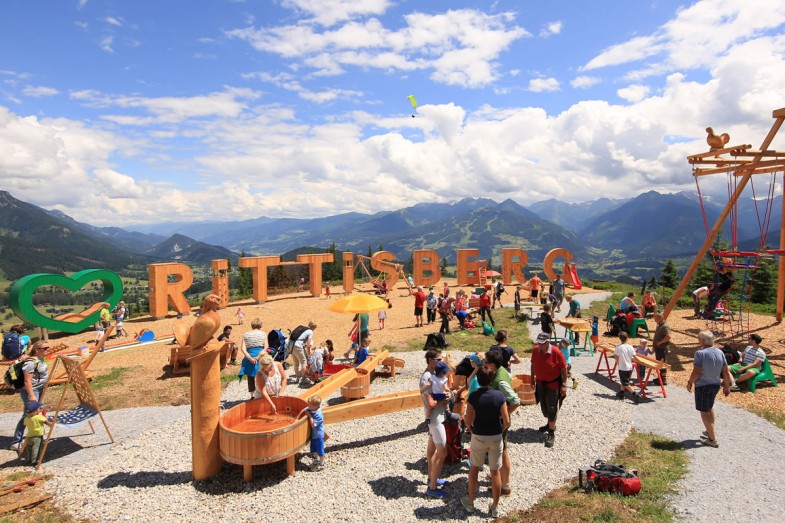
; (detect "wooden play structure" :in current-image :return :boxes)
[35,355,114,469]
[52,301,109,324]
[664,108,785,326]
[594,345,670,399]
[218,349,418,481]
[355,255,414,295]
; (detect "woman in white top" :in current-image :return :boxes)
[254,353,288,412]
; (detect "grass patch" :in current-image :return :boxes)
[404,310,533,355]
[90,366,131,391]
[500,431,688,523]
[749,406,785,430]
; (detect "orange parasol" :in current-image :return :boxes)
[328,293,390,315]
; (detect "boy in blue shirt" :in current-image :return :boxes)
[298,395,326,470]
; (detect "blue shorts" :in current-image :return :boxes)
[310,437,325,457]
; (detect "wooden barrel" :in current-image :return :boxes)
[341,368,371,399]
[219,396,309,466]
[513,374,536,405]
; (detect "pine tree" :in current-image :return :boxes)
[750,257,776,303]
[662,259,680,288]
[237,251,253,297]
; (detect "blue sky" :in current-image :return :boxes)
[2,0,785,225]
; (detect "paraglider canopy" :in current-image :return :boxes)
[406,95,417,117]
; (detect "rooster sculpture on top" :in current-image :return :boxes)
[174,294,222,351]
[706,127,730,151]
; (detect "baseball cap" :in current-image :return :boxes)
[559,338,570,346]
[536,332,550,343]
[434,361,449,376]
[470,352,484,366]
[25,401,42,412]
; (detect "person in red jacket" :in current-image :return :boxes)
[531,332,568,448]
[413,286,426,327]
[479,287,494,327]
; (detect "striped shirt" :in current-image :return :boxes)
[742,346,766,366]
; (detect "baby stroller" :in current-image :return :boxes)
[444,417,470,465]
[266,329,291,370]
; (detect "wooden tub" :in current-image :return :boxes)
[341,368,370,399]
[219,396,309,481]
[512,374,536,405]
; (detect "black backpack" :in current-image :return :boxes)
[423,332,449,350]
[4,359,40,390]
[454,356,474,377]
[497,283,505,294]
[606,315,627,337]
[286,325,309,352]
[722,344,741,365]
[2,332,23,360]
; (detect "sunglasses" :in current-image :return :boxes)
[430,357,442,361]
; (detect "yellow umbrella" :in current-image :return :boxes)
[328,293,390,314]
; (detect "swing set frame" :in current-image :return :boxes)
[664,107,785,323]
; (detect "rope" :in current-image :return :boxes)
[695,175,710,236]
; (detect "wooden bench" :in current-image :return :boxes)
[594,344,618,382]
[634,354,670,399]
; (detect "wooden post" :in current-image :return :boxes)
[663,111,785,319]
[777,185,785,322]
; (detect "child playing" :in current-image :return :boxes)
[353,338,371,367]
[235,307,244,325]
[614,332,642,404]
[422,361,450,423]
[298,395,326,471]
[21,401,51,464]
[343,342,358,361]
[324,339,335,363]
[217,325,238,365]
[378,307,387,330]
[558,338,579,389]
[634,339,653,383]
[309,343,328,379]
[325,282,331,298]
[590,315,600,346]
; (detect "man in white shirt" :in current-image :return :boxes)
[692,285,710,317]
[614,332,642,404]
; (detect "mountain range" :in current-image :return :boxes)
[0,189,780,282]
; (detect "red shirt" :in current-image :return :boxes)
[531,345,567,387]
[413,291,426,308]
[529,276,542,291]
[480,294,491,308]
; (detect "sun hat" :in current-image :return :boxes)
[536,332,550,343]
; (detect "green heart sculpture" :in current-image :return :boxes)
[9,269,124,334]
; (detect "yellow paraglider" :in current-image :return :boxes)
[406,94,417,117]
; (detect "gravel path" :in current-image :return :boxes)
[2,291,779,522]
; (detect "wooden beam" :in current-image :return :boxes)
[693,159,785,176]
[773,107,785,118]
[322,390,422,424]
[778,183,785,322]
[687,144,752,160]
[725,149,785,157]
[665,114,785,319]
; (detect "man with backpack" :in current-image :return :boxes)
[2,325,28,361]
[8,341,50,452]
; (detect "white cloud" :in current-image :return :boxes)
[21,85,59,97]
[105,16,123,27]
[528,77,560,92]
[540,21,562,37]
[582,0,785,76]
[281,0,391,26]
[100,35,114,53]
[571,75,601,89]
[617,84,650,103]
[70,87,260,124]
[227,9,527,88]
[77,0,88,9]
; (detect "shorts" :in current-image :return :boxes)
[428,421,447,446]
[414,306,424,316]
[310,437,325,457]
[537,383,560,422]
[531,289,539,298]
[618,369,633,386]
[291,346,307,367]
[694,384,721,412]
[730,364,760,377]
[431,392,447,402]
[469,433,503,470]
[654,344,669,361]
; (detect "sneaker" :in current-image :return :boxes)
[460,496,475,514]
[489,503,500,518]
[700,436,719,448]
[730,384,740,392]
[702,430,709,438]
[425,487,448,499]
[633,393,642,404]
[544,431,555,448]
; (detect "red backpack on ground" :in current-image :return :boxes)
[579,460,641,496]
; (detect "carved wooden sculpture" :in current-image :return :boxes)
[706,127,730,150]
